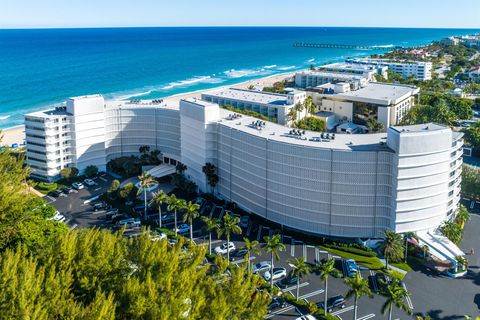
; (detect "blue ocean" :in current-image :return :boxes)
[0,27,478,128]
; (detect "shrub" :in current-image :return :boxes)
[323,243,377,257]
[84,165,98,178]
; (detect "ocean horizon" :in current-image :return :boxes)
[0,26,478,128]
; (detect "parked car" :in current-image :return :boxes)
[150,232,167,241]
[252,261,271,274]
[49,189,64,197]
[92,202,109,211]
[316,295,346,313]
[118,218,141,229]
[268,298,287,313]
[296,315,317,320]
[277,275,301,289]
[161,213,175,223]
[50,211,66,223]
[229,248,248,261]
[60,186,74,194]
[345,259,359,277]
[83,178,96,186]
[214,242,236,255]
[239,216,250,228]
[263,267,287,282]
[72,182,84,190]
[174,223,190,234]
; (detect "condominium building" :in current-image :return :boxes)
[318,62,389,80]
[345,58,433,81]
[201,88,306,125]
[25,95,462,239]
[294,70,369,90]
[308,82,419,129]
[440,36,460,46]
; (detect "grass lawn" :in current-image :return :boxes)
[35,181,64,195]
[390,261,413,272]
[319,245,384,270]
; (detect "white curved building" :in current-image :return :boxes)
[24,95,463,238]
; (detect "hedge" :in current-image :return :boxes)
[322,244,377,258]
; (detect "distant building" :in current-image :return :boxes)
[460,35,480,49]
[201,88,307,125]
[308,82,419,129]
[467,66,480,82]
[345,58,433,81]
[318,62,388,80]
[440,36,460,46]
[294,70,369,90]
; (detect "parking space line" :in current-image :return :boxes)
[331,305,354,316]
[369,270,378,292]
[281,282,309,293]
[299,289,324,300]
[264,306,295,319]
[403,283,414,309]
[257,225,263,241]
[233,256,256,265]
[357,314,375,320]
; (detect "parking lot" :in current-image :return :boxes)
[44,173,115,229]
[47,183,480,319]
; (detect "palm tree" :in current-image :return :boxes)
[182,201,200,241]
[149,190,168,229]
[202,217,221,255]
[167,195,186,236]
[381,278,412,320]
[440,220,463,244]
[218,214,242,262]
[455,205,470,229]
[345,272,373,320]
[380,230,404,269]
[263,234,286,287]
[244,238,261,275]
[317,258,341,315]
[288,256,311,300]
[137,172,155,220]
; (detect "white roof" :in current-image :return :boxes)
[329,82,419,105]
[202,88,289,106]
[217,108,390,152]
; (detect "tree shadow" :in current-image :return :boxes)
[415,310,466,320]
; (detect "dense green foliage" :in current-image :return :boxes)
[462,122,480,149]
[0,230,270,319]
[84,165,99,178]
[322,243,377,258]
[294,116,326,132]
[224,105,274,122]
[400,93,474,126]
[441,220,464,244]
[262,81,286,94]
[60,166,79,181]
[107,146,163,177]
[380,230,404,269]
[462,166,480,199]
[0,147,68,254]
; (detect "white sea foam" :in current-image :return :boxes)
[276,65,296,71]
[263,65,277,69]
[307,58,315,62]
[0,115,11,121]
[161,75,223,90]
[372,44,395,48]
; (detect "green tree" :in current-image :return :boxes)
[218,214,242,262]
[136,172,155,220]
[84,165,99,178]
[182,201,200,241]
[441,220,463,244]
[461,166,480,199]
[345,272,373,320]
[175,162,187,174]
[455,205,471,229]
[107,179,121,199]
[303,96,316,114]
[316,258,341,315]
[263,234,286,287]
[149,190,168,229]
[294,116,326,132]
[59,166,79,181]
[243,238,261,275]
[202,162,219,194]
[288,256,311,300]
[167,195,186,236]
[381,278,412,320]
[380,230,404,269]
[462,122,480,149]
[202,217,221,255]
[366,118,385,133]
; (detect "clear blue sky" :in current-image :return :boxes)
[2,0,480,29]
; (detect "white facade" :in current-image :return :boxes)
[25,95,462,238]
[294,70,369,90]
[345,58,433,81]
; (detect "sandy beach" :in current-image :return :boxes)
[0,71,297,147]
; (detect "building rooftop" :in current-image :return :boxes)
[105,99,179,111]
[217,108,391,152]
[25,106,70,118]
[202,88,289,106]
[390,123,449,133]
[325,82,419,105]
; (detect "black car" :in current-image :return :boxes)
[49,189,64,197]
[229,248,248,261]
[61,186,74,194]
[268,298,287,313]
[93,202,110,211]
[317,295,346,312]
[276,276,301,289]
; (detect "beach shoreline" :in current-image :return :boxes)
[0,70,297,147]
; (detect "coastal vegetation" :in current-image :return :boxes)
[107,146,163,177]
[461,166,480,199]
[224,105,275,122]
